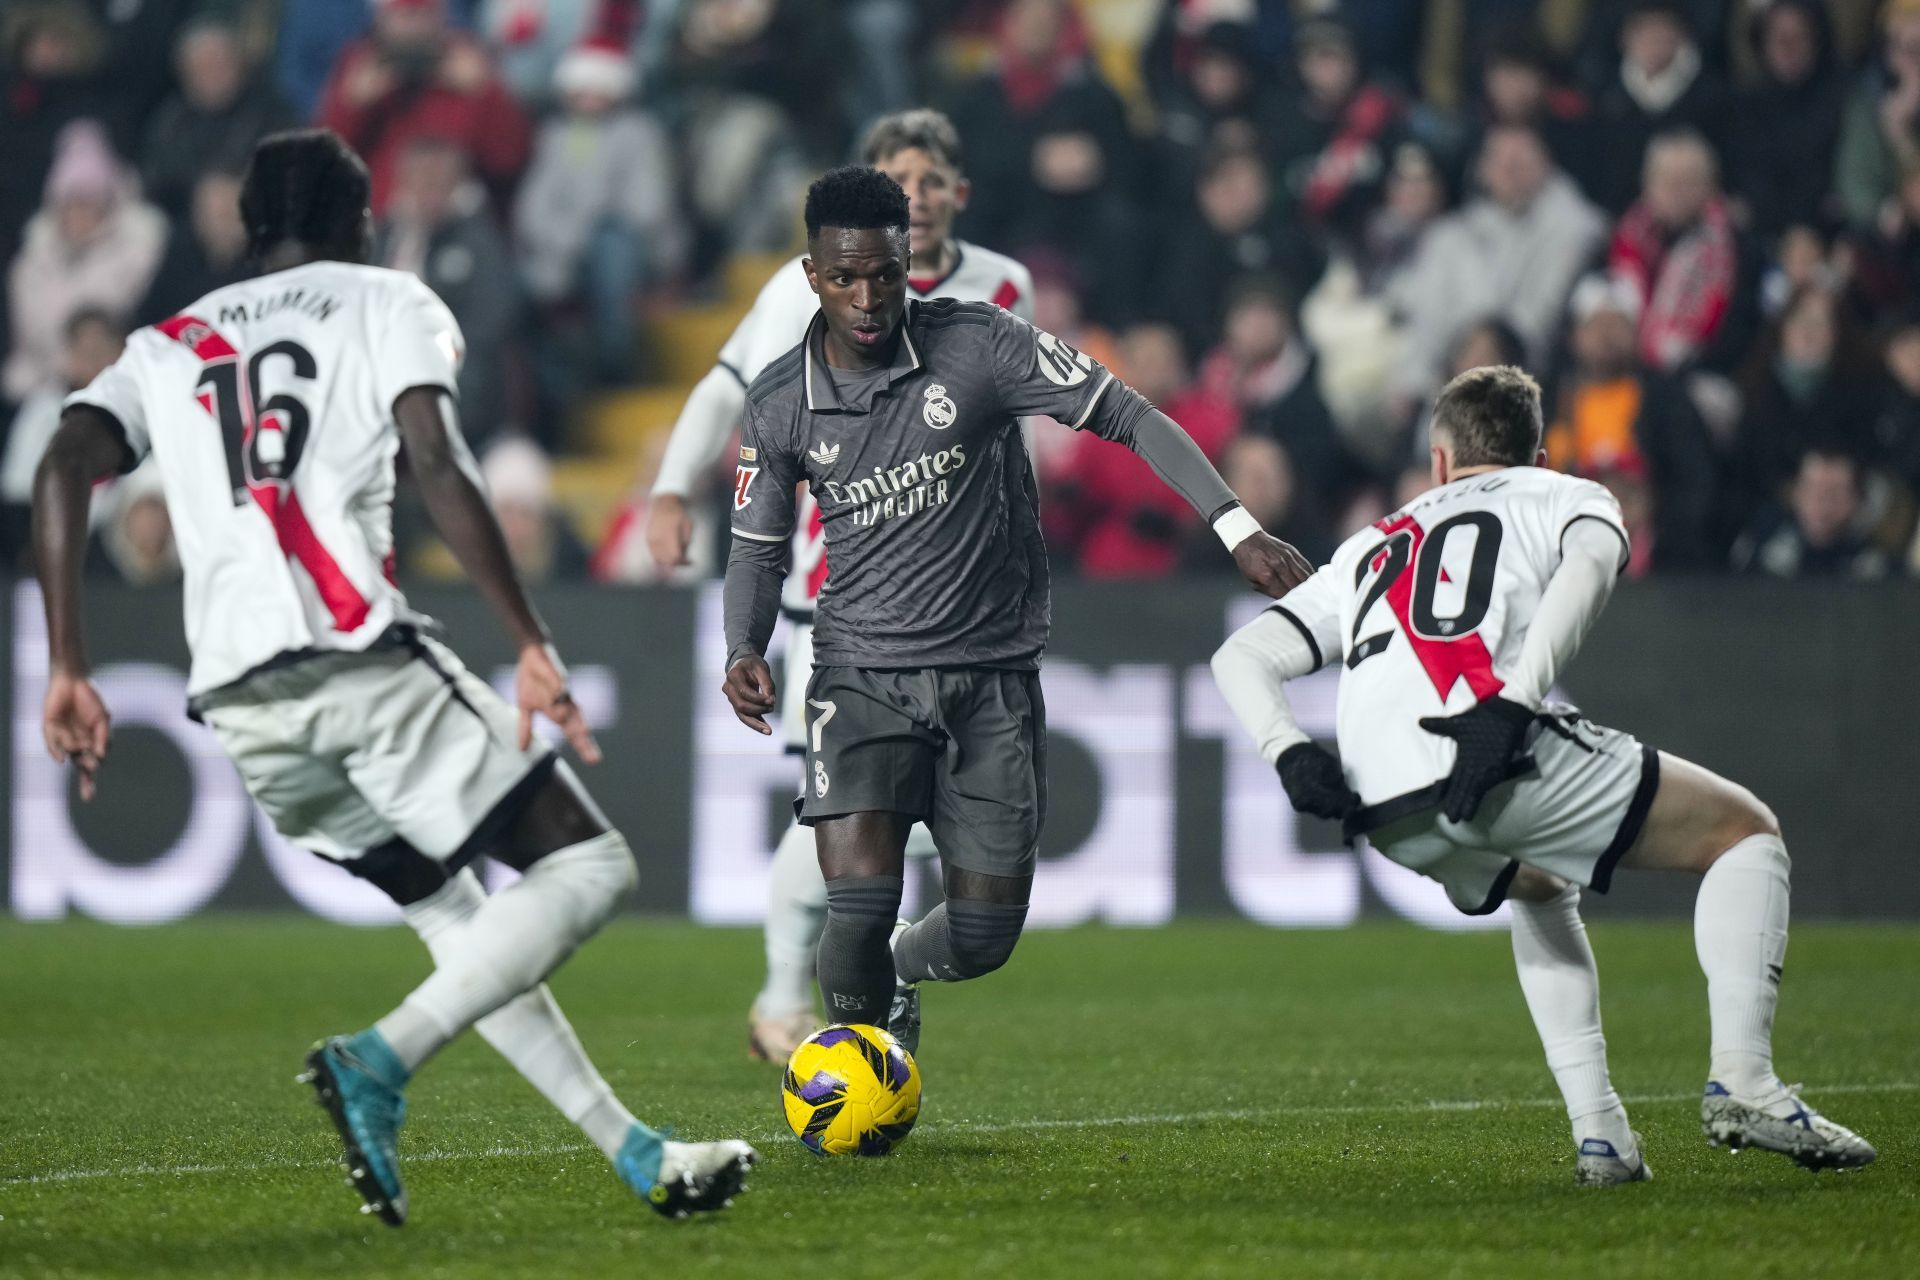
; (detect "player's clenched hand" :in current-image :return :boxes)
[724,655,777,735]
[1275,743,1359,821]
[43,671,111,802]
[516,642,602,764]
[1232,532,1313,599]
[646,494,694,568]
[1418,696,1536,823]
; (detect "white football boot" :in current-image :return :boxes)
[1574,1131,1652,1186]
[887,919,921,1055]
[1702,1081,1878,1171]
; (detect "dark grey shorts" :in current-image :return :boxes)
[796,666,1047,879]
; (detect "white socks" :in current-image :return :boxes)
[756,820,828,1018]
[378,831,638,1074]
[399,866,639,1161]
[1510,883,1633,1151]
[1694,833,1790,1098]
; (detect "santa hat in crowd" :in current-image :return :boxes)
[554,35,636,101]
[45,120,126,206]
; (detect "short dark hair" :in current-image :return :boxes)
[1430,365,1543,467]
[860,108,964,171]
[239,129,370,259]
[803,165,909,240]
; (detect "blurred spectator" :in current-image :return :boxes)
[670,0,833,264]
[1213,433,1331,567]
[1147,21,1278,217]
[1835,0,1920,230]
[516,38,683,385]
[1303,139,1451,463]
[0,2,106,270]
[482,0,610,106]
[136,171,250,327]
[277,0,371,119]
[4,120,163,403]
[1609,128,1746,373]
[0,306,121,561]
[141,18,295,221]
[1732,285,1879,523]
[1726,0,1843,240]
[1545,274,1719,571]
[949,0,1137,321]
[1155,146,1322,359]
[1391,123,1605,400]
[1400,316,1529,470]
[1465,26,1602,200]
[1199,279,1350,503]
[844,0,919,133]
[374,137,519,443]
[1591,0,1728,213]
[1269,17,1404,239]
[481,436,591,583]
[1732,447,1891,578]
[316,0,531,214]
[97,463,180,586]
[670,0,847,162]
[1850,162,1920,313]
[1870,312,1920,522]
[1764,222,1849,320]
[1045,323,1237,579]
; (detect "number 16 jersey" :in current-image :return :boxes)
[1271,467,1629,814]
[66,261,462,698]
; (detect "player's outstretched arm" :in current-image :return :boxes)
[647,366,751,567]
[1123,405,1313,598]
[1212,587,1356,821]
[394,387,599,762]
[32,407,135,800]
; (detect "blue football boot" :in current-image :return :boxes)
[299,1031,410,1225]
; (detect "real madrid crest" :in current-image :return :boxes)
[922,383,957,430]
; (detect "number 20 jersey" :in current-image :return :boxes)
[1274,467,1629,811]
[66,262,461,698]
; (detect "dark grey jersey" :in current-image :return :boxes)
[729,299,1151,669]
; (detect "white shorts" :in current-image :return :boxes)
[780,616,936,862]
[199,634,551,866]
[1366,714,1659,916]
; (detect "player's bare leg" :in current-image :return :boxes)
[307,769,755,1224]
[1619,752,1875,1170]
[1504,865,1647,1185]
[814,812,912,1034]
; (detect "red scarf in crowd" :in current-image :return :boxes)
[1610,196,1737,371]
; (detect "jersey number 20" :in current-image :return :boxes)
[1347,511,1506,701]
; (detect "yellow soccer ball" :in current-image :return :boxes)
[781,1024,922,1156]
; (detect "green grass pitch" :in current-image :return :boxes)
[3,920,1915,1279]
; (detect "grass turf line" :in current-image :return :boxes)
[1,920,1914,1279]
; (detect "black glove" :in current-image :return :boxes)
[1276,742,1360,821]
[1418,697,1537,823]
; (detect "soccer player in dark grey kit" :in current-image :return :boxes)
[721,167,1311,1050]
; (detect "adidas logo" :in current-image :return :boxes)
[808,441,840,467]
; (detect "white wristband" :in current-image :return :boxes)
[1213,505,1264,551]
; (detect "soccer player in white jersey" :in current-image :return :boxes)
[645,109,1036,1061]
[31,130,755,1226]
[1211,366,1875,1184]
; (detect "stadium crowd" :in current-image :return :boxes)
[4,0,1919,585]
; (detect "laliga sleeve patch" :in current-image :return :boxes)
[734,465,759,510]
[1034,330,1094,387]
